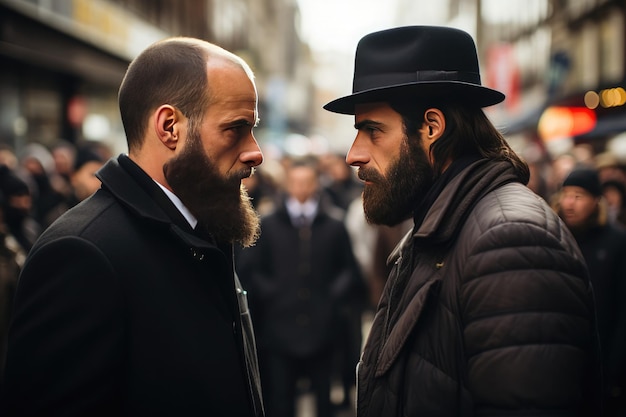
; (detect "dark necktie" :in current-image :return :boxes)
[295,214,308,228]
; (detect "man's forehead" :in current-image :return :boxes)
[354,102,400,122]
[207,62,256,94]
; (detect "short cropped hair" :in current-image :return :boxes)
[118,37,254,152]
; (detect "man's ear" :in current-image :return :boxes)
[421,108,445,145]
[154,105,181,150]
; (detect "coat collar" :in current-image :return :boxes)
[96,155,174,226]
[387,159,522,266]
[95,155,217,250]
[413,159,522,244]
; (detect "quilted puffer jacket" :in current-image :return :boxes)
[357,159,598,416]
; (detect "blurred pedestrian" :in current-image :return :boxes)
[0,189,26,393]
[554,167,626,416]
[0,165,41,253]
[602,179,626,228]
[68,144,108,205]
[319,152,363,212]
[1,37,265,416]
[18,143,67,228]
[237,158,362,417]
[323,25,599,416]
[0,145,18,171]
[318,152,367,411]
[241,162,282,217]
[596,151,626,184]
[51,141,78,205]
[344,195,378,307]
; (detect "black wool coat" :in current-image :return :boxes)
[1,155,264,417]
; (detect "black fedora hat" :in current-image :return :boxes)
[323,26,505,115]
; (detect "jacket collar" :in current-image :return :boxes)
[387,159,520,266]
[413,158,522,244]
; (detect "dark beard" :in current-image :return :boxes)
[163,133,260,247]
[359,136,433,226]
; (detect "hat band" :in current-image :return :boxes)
[353,70,481,92]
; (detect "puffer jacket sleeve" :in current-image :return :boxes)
[459,186,594,414]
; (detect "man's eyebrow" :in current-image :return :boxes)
[354,119,383,130]
[227,118,260,128]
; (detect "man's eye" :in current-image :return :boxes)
[228,125,246,134]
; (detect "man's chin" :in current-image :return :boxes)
[363,198,413,227]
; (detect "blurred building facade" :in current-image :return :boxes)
[2,0,625,164]
[0,0,313,158]
[394,0,626,163]
[478,0,626,161]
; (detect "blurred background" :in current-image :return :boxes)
[2,2,626,415]
[1,0,625,168]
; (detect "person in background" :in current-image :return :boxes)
[554,167,626,416]
[0,165,41,253]
[602,179,626,228]
[241,161,282,218]
[318,152,366,412]
[51,140,78,202]
[0,188,26,393]
[344,195,378,308]
[319,152,363,212]
[596,151,626,185]
[0,145,18,171]
[1,37,265,416]
[237,158,362,417]
[323,25,599,416]
[18,143,67,228]
[69,145,107,205]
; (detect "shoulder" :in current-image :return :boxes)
[473,183,554,227]
[461,183,586,276]
[470,183,569,244]
[35,190,123,247]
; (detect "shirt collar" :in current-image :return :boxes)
[153,180,198,229]
[286,196,319,220]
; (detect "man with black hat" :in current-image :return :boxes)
[324,26,599,416]
[556,167,626,417]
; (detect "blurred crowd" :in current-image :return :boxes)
[0,139,111,386]
[238,144,626,416]
[0,138,625,416]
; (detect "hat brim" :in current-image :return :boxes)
[323,81,505,115]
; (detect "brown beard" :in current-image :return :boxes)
[358,135,433,226]
[163,131,261,248]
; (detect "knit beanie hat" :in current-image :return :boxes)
[562,167,602,196]
[74,146,104,171]
[0,165,29,197]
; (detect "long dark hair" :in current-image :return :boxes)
[390,99,530,183]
